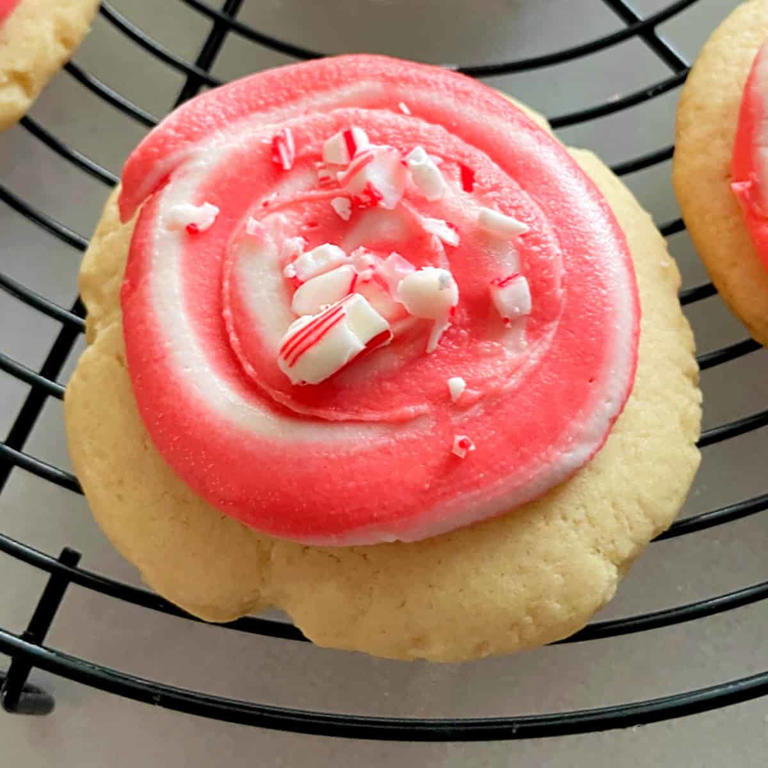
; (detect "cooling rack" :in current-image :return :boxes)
[1,0,767,742]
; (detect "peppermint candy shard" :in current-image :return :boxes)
[330,197,352,221]
[271,128,295,171]
[342,147,407,210]
[277,294,392,385]
[451,434,476,458]
[323,127,370,165]
[406,146,447,201]
[291,265,358,316]
[447,376,466,403]
[478,207,529,238]
[490,274,531,323]
[397,267,459,320]
[421,216,460,246]
[290,243,350,283]
[166,202,219,233]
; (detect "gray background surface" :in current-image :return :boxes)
[1,0,767,765]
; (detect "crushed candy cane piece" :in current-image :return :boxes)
[290,243,350,283]
[376,251,415,294]
[478,207,529,238]
[426,316,451,353]
[451,434,476,458]
[447,376,466,403]
[397,267,459,320]
[398,101,411,115]
[350,246,377,272]
[291,265,357,316]
[342,147,407,209]
[166,202,219,233]
[421,216,460,246]
[406,146,447,201]
[323,127,370,165]
[315,161,336,188]
[354,273,409,322]
[330,197,352,221]
[278,294,391,385]
[271,128,295,170]
[490,274,531,323]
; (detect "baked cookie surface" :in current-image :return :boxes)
[673,0,768,346]
[65,124,701,660]
[0,0,99,131]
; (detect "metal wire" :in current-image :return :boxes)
[1,0,766,740]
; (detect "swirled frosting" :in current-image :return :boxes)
[119,55,639,545]
[732,39,768,269]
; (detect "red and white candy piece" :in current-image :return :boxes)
[288,243,350,283]
[291,264,358,315]
[420,216,460,246]
[490,274,532,323]
[278,294,391,385]
[341,147,407,210]
[478,207,529,238]
[323,126,370,165]
[166,202,219,233]
[271,128,295,171]
[406,146,447,201]
[451,434,476,458]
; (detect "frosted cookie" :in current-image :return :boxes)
[0,0,100,132]
[66,55,701,661]
[673,0,768,346]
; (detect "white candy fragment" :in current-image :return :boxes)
[376,251,415,294]
[477,207,529,238]
[290,243,350,283]
[397,267,459,353]
[406,146,447,201]
[354,275,408,322]
[350,246,377,273]
[166,202,219,232]
[291,265,357,316]
[421,216,460,246]
[330,197,352,221]
[426,316,451,353]
[490,274,531,323]
[398,101,411,115]
[451,434,476,459]
[342,147,407,209]
[397,267,459,319]
[447,376,466,403]
[278,294,391,385]
[323,127,370,165]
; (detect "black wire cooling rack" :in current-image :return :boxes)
[1,0,768,742]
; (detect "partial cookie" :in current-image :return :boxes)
[673,0,768,346]
[66,140,701,661]
[0,0,100,132]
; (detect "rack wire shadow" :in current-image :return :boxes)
[1,0,766,740]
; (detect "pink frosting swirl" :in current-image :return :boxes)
[119,55,639,545]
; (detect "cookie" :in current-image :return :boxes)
[0,0,100,132]
[65,83,701,660]
[673,0,768,346]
